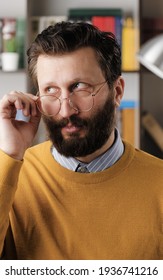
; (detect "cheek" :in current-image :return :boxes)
[93,91,112,109]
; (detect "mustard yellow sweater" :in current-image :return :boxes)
[0,141,163,260]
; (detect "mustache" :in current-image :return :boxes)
[44,115,89,129]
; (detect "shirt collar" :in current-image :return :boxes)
[51,128,124,172]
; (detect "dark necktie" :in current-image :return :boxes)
[76,165,90,173]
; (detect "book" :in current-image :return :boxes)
[92,16,115,34]
[121,17,139,71]
[91,16,106,31]
[117,100,136,145]
[68,8,123,47]
[68,8,123,18]
[92,16,122,46]
[115,16,123,46]
[121,107,135,145]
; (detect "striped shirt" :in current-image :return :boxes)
[51,128,124,173]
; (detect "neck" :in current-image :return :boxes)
[76,129,115,163]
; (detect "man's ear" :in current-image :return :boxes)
[114,76,125,107]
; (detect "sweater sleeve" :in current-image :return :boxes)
[0,149,22,257]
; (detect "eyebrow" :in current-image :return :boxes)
[40,77,91,88]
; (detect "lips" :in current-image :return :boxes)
[62,124,81,134]
[57,116,87,137]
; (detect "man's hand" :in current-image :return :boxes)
[0,91,41,160]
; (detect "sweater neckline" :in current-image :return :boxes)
[44,140,135,185]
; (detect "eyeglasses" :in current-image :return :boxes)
[36,80,108,117]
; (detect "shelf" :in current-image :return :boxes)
[0,69,26,74]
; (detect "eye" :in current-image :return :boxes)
[72,82,91,91]
[45,86,59,95]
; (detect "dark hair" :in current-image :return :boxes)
[27,21,121,90]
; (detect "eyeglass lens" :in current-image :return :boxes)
[36,92,94,116]
[36,81,107,117]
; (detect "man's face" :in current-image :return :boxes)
[36,47,122,158]
[42,94,115,157]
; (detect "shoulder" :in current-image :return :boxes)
[121,141,163,195]
[24,140,52,159]
[124,141,163,171]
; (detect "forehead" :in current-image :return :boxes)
[36,47,104,83]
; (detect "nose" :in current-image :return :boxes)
[58,97,78,118]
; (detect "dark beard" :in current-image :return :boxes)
[43,95,116,157]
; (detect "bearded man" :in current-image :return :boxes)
[0,21,163,260]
